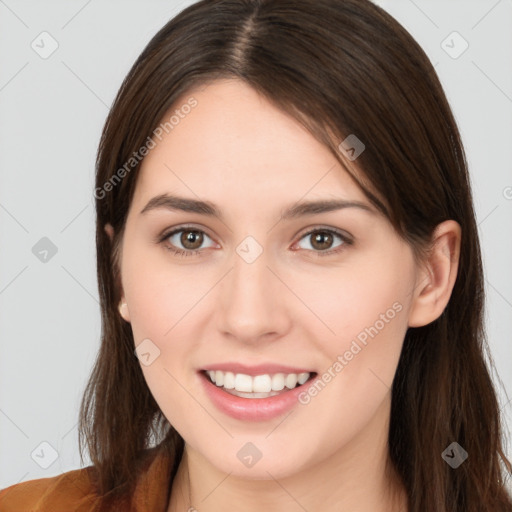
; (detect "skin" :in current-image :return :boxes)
[105,79,461,512]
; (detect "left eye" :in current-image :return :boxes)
[295,229,349,253]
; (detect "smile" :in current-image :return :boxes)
[205,370,312,398]
[199,369,318,421]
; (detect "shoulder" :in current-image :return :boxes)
[0,465,99,512]
[0,444,176,512]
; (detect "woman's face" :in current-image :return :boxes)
[115,79,421,479]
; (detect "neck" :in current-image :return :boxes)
[167,396,408,512]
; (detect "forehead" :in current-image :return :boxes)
[133,79,370,212]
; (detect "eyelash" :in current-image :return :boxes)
[158,225,353,258]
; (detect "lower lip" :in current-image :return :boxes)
[199,371,316,422]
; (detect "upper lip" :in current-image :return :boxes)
[200,362,315,376]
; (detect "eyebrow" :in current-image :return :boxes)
[139,193,376,220]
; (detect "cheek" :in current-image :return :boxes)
[121,240,205,342]
[289,250,413,416]
[293,267,410,446]
[291,254,412,351]
[120,243,209,408]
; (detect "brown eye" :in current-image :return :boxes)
[295,228,351,256]
[310,231,334,251]
[179,230,204,250]
[163,227,216,256]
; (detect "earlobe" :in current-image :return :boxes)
[407,220,461,328]
[118,300,131,322]
[105,223,129,322]
[104,223,114,241]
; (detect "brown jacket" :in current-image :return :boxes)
[0,445,173,511]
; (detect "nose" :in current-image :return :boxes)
[216,245,292,345]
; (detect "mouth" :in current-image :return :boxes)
[197,362,319,421]
[200,369,318,399]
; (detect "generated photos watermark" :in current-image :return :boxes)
[298,301,403,405]
[94,97,198,200]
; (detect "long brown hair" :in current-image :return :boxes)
[79,0,512,510]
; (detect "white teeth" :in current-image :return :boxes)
[235,373,253,392]
[253,375,272,393]
[285,374,298,389]
[271,373,285,391]
[205,370,311,393]
[298,372,309,385]
[223,371,235,389]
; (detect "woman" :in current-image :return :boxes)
[1,0,510,510]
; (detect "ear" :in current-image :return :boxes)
[104,223,131,323]
[104,223,114,242]
[118,301,131,323]
[408,220,461,328]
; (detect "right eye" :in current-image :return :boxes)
[160,226,217,257]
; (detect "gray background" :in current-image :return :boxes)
[1,0,511,489]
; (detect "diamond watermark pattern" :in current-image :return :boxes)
[338,134,365,161]
[236,236,263,264]
[31,441,59,469]
[441,31,469,59]
[237,442,263,468]
[134,338,161,366]
[441,442,468,468]
[32,237,58,263]
[31,31,59,59]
